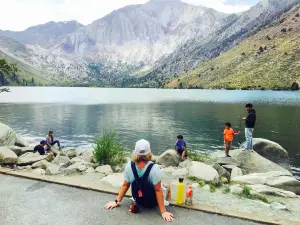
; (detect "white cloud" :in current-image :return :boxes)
[0,0,253,31]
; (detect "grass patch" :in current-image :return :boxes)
[188,176,220,193]
[238,186,269,203]
[223,186,231,194]
[189,177,206,187]
[188,150,211,163]
[209,183,216,193]
[93,130,127,167]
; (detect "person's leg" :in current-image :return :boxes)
[225,141,231,156]
[249,129,254,151]
[245,128,250,150]
[181,151,185,160]
[50,140,61,148]
[165,184,171,200]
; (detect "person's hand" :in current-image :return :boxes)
[242,117,246,120]
[104,201,118,210]
[162,212,174,222]
[237,131,241,134]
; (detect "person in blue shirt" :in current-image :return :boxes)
[174,135,187,161]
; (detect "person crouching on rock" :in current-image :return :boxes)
[104,139,174,222]
[34,140,57,157]
[174,135,187,161]
[46,131,61,151]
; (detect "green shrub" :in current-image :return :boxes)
[188,177,206,187]
[238,185,269,203]
[209,183,216,193]
[93,130,127,167]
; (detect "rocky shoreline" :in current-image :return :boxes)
[1,122,300,222]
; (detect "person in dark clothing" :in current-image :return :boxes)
[242,103,257,151]
[34,140,47,155]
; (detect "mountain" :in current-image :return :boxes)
[137,0,300,87]
[0,21,83,49]
[165,3,300,90]
[0,0,299,88]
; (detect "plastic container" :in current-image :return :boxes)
[176,178,185,204]
[185,186,193,205]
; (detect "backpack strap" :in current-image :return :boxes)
[142,163,154,181]
[131,161,140,181]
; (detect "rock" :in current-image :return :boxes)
[10,145,32,156]
[291,82,299,91]
[102,173,124,188]
[242,138,290,169]
[156,150,181,167]
[52,154,71,167]
[221,177,229,184]
[0,147,18,164]
[203,184,210,191]
[71,157,84,164]
[222,165,237,172]
[151,155,158,163]
[0,122,17,146]
[32,160,51,170]
[179,159,192,168]
[80,151,95,163]
[270,202,287,210]
[192,183,200,189]
[15,136,29,147]
[46,164,60,175]
[33,168,46,175]
[95,165,113,175]
[161,167,176,174]
[172,168,189,177]
[18,152,54,166]
[213,163,230,182]
[232,171,300,194]
[85,167,95,173]
[231,167,243,180]
[63,161,92,174]
[230,185,243,194]
[188,161,219,184]
[213,149,290,174]
[61,147,77,158]
[249,184,297,198]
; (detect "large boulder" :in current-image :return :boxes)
[212,149,289,174]
[15,136,29,147]
[188,161,219,184]
[8,146,34,156]
[95,165,113,175]
[156,150,181,167]
[61,147,77,159]
[52,153,71,167]
[249,184,297,198]
[232,171,300,194]
[242,138,290,169]
[0,123,17,146]
[32,160,51,170]
[171,168,189,177]
[46,164,60,175]
[0,147,18,164]
[17,152,54,166]
[61,161,93,175]
[231,167,243,180]
[79,151,95,163]
[213,163,230,182]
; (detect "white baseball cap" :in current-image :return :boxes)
[135,139,151,156]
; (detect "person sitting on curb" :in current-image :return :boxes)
[174,135,187,161]
[104,139,174,222]
[46,131,62,151]
[34,140,57,157]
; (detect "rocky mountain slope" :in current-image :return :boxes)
[165,4,300,90]
[0,0,299,88]
[138,0,300,88]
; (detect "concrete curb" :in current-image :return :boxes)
[0,168,298,225]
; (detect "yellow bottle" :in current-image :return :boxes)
[176,178,185,204]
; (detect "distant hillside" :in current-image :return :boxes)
[166,4,300,90]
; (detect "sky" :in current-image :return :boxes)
[0,0,260,31]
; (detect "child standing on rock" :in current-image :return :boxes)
[223,122,240,157]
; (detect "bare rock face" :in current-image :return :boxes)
[188,161,219,184]
[156,150,181,167]
[0,147,18,164]
[0,123,17,147]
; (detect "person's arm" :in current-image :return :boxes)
[104,181,130,209]
[154,182,174,222]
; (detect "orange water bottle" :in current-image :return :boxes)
[176,178,184,204]
[185,186,193,205]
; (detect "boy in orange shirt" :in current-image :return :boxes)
[224,122,240,157]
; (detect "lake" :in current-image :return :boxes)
[0,87,300,177]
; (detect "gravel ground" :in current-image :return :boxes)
[0,174,261,225]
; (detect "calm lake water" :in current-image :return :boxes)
[0,87,300,176]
